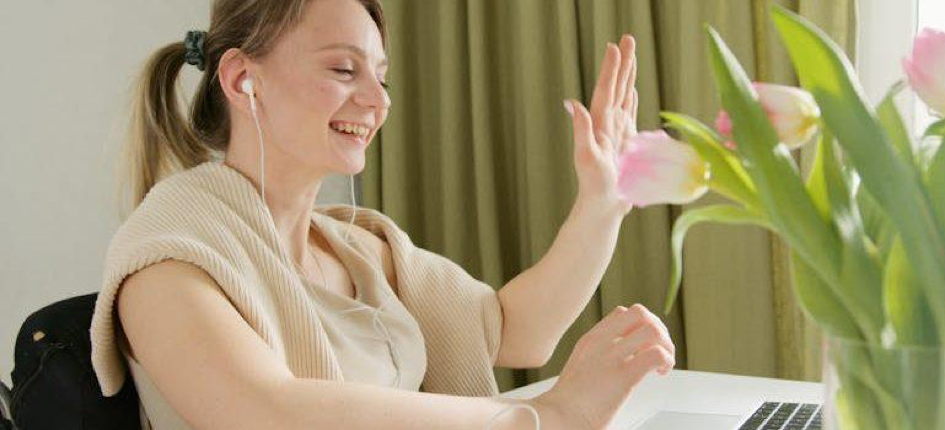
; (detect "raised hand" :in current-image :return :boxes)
[565,34,638,218]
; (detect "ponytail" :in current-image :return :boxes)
[119,41,211,215]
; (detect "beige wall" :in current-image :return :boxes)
[0,1,352,387]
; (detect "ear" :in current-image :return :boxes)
[217,48,257,116]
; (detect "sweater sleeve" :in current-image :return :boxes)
[410,247,504,364]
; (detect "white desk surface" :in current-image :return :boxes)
[500,370,825,429]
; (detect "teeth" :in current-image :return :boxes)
[331,122,369,137]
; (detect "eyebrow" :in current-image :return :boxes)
[314,43,389,67]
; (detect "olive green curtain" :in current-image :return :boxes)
[363,0,856,392]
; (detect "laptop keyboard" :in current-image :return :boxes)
[737,402,822,430]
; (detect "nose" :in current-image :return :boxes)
[354,77,390,110]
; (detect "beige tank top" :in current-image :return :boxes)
[120,210,428,430]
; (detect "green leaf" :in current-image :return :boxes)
[836,235,885,342]
[876,81,917,169]
[704,26,843,295]
[664,204,771,314]
[814,129,885,339]
[806,133,831,220]
[929,141,945,219]
[856,187,896,261]
[917,137,942,172]
[921,119,944,172]
[806,128,855,221]
[790,252,860,339]
[834,379,886,430]
[802,134,883,340]
[885,238,939,346]
[661,112,759,208]
[881,239,942,428]
[772,5,945,336]
[832,346,913,430]
[926,146,945,333]
[924,118,945,139]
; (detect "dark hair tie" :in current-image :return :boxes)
[184,30,208,71]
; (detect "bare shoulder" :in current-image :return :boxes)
[116,260,220,359]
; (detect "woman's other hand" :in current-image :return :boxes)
[533,304,675,429]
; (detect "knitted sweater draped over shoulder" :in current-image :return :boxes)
[90,161,504,397]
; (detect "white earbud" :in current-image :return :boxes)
[243,76,267,212]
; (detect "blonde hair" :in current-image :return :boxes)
[118,0,387,217]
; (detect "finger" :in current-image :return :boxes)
[614,35,633,110]
[622,69,637,122]
[621,38,637,112]
[626,305,673,347]
[622,86,638,155]
[613,319,676,363]
[622,345,675,385]
[565,99,599,157]
[590,43,621,120]
[594,304,648,341]
[612,305,672,352]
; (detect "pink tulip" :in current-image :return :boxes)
[903,28,945,116]
[616,130,710,208]
[714,112,737,150]
[715,83,820,149]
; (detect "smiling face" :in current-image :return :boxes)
[251,0,390,175]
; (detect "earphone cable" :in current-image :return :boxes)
[345,174,356,242]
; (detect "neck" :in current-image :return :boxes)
[223,144,329,267]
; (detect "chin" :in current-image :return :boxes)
[333,155,366,175]
[331,141,370,175]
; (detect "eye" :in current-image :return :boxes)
[332,67,389,90]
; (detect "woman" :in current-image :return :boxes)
[89,0,676,428]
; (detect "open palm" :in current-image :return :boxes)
[565,34,638,217]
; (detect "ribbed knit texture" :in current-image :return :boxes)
[90,161,503,398]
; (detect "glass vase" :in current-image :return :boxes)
[823,334,944,429]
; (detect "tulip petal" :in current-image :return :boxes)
[716,83,821,150]
[904,28,945,114]
[715,110,733,137]
[754,83,821,149]
[616,131,709,208]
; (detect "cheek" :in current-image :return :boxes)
[310,80,348,112]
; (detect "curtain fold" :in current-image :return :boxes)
[365,0,856,392]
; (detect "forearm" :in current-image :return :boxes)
[270,378,564,430]
[496,200,624,366]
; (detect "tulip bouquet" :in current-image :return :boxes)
[614,5,945,429]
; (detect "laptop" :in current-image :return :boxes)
[631,401,823,430]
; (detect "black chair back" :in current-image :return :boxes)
[10,293,141,429]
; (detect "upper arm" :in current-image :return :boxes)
[116,259,293,429]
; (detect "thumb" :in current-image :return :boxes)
[564,99,599,157]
